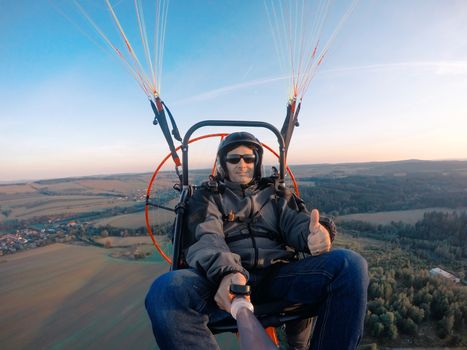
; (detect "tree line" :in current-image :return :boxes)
[339,211,466,263]
[298,173,467,215]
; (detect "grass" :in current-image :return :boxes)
[0,174,180,226]
[0,243,239,349]
[0,244,162,349]
[94,236,154,247]
[91,207,175,229]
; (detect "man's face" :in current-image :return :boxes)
[225,145,256,184]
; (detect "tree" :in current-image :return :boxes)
[371,322,384,338]
[383,283,393,300]
[367,314,383,338]
[398,318,417,335]
[437,315,454,338]
[386,324,398,340]
[407,305,425,324]
[379,312,395,328]
[393,292,411,318]
[431,293,450,320]
[368,298,386,315]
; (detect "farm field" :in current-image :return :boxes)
[94,236,154,247]
[92,211,151,229]
[0,243,239,350]
[336,207,467,225]
[1,196,136,222]
[0,173,182,226]
[91,199,178,229]
[0,175,150,196]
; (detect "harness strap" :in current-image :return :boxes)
[225,232,272,244]
[212,192,229,221]
[205,177,229,221]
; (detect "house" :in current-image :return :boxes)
[430,267,460,283]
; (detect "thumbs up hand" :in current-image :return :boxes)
[307,209,331,256]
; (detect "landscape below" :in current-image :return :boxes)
[1,159,466,349]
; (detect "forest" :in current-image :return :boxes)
[336,212,466,347]
[298,173,467,215]
[295,172,467,347]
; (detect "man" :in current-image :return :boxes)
[145,132,369,350]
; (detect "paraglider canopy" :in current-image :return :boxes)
[264,0,359,153]
[55,0,181,167]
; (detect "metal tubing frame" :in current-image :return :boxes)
[172,186,190,270]
[181,120,286,186]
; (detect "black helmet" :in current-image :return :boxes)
[216,132,264,181]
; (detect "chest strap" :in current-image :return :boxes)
[225,232,272,244]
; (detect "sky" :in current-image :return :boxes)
[1,0,467,182]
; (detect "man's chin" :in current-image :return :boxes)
[232,175,252,184]
[239,177,253,184]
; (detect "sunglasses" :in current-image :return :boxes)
[225,154,256,164]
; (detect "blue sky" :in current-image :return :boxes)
[1,0,467,182]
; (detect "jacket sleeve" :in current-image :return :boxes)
[185,190,249,284]
[276,193,336,252]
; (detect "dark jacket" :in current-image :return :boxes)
[185,179,334,284]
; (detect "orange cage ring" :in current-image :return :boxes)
[145,133,299,264]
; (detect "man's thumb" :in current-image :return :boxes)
[310,209,320,229]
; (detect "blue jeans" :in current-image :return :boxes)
[145,249,368,350]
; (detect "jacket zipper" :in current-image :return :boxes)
[247,195,258,268]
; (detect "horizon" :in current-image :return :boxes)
[2,1,467,181]
[1,157,466,185]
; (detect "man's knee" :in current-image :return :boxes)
[145,270,213,316]
[145,272,172,319]
[330,249,369,290]
[333,249,367,271]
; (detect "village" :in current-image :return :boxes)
[0,212,155,256]
[0,223,77,256]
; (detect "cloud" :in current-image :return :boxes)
[175,75,287,104]
[321,60,467,76]
[433,61,467,75]
[173,60,467,105]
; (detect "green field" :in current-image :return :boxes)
[2,196,137,221]
[0,194,134,225]
[91,211,150,229]
[0,173,179,225]
[91,199,177,229]
[0,243,239,349]
[94,236,154,247]
[336,207,467,225]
